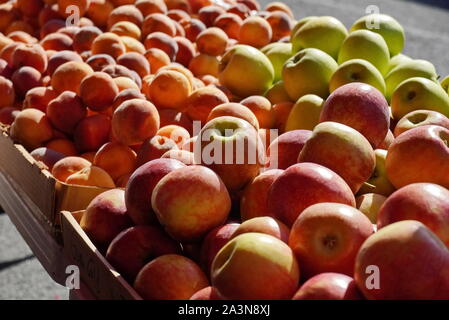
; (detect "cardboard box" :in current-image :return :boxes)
[61,210,142,300]
[0,127,111,236]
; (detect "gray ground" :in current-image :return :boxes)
[1,0,449,300]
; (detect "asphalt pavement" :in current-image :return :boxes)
[1,0,449,300]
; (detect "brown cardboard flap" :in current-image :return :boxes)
[61,211,142,300]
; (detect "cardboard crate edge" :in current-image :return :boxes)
[61,210,142,300]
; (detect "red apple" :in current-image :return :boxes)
[125,158,186,225]
[386,125,449,189]
[151,165,231,242]
[289,202,373,278]
[298,121,375,193]
[266,129,312,169]
[320,82,390,148]
[231,216,290,243]
[106,225,182,282]
[292,273,363,300]
[394,110,449,137]
[193,116,265,194]
[211,233,300,300]
[200,222,240,275]
[190,286,221,300]
[354,220,449,299]
[134,254,209,300]
[240,169,283,221]
[267,162,356,227]
[377,183,449,247]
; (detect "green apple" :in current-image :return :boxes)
[441,75,449,94]
[350,14,405,56]
[285,94,324,131]
[261,42,293,83]
[329,59,386,94]
[219,45,275,98]
[385,59,438,101]
[264,80,292,104]
[356,193,387,224]
[391,77,449,119]
[290,16,318,42]
[388,53,412,72]
[283,48,338,101]
[357,149,396,197]
[338,29,390,75]
[291,16,348,59]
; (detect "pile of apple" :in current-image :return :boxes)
[1,0,449,300]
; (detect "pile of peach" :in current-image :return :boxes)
[2,0,449,301]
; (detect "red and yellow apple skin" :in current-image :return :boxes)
[354,220,449,300]
[151,165,231,242]
[267,162,356,227]
[288,202,373,278]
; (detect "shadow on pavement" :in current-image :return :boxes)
[406,0,449,9]
[0,254,35,271]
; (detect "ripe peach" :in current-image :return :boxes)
[47,50,83,75]
[136,135,179,166]
[135,0,167,16]
[10,108,53,150]
[38,6,62,27]
[188,53,219,77]
[134,254,209,300]
[91,32,126,59]
[239,16,272,48]
[144,48,170,72]
[7,31,37,44]
[11,44,47,74]
[142,13,176,38]
[40,33,73,51]
[74,114,111,152]
[85,53,115,71]
[240,95,274,129]
[110,21,141,40]
[30,147,65,171]
[144,32,178,61]
[5,20,35,36]
[66,165,116,188]
[46,138,78,156]
[116,173,131,187]
[148,70,191,110]
[158,108,193,134]
[12,66,42,97]
[120,36,146,54]
[0,107,20,125]
[199,74,218,85]
[47,91,87,134]
[40,19,66,38]
[0,76,15,108]
[196,28,228,57]
[57,0,90,18]
[1,42,23,66]
[227,3,250,20]
[198,5,225,27]
[93,142,136,181]
[117,52,150,78]
[73,26,102,53]
[79,72,119,112]
[207,102,259,129]
[161,149,195,165]
[101,64,141,88]
[265,1,294,18]
[214,13,243,40]
[58,26,81,39]
[182,18,206,42]
[114,76,140,91]
[157,125,190,147]
[174,36,195,67]
[167,9,190,22]
[80,189,131,251]
[17,0,44,16]
[266,11,293,42]
[86,0,114,28]
[51,156,91,182]
[107,5,144,29]
[164,0,191,12]
[51,61,93,94]
[112,98,160,146]
[185,86,228,123]
[0,3,17,34]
